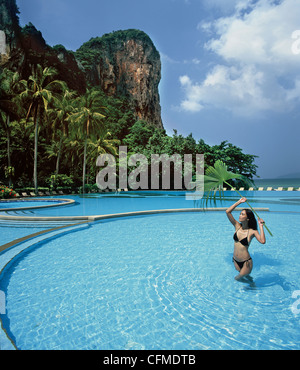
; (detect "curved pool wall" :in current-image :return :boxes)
[0,198,75,212]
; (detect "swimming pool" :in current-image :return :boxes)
[1,190,299,218]
[0,198,74,212]
[0,191,300,350]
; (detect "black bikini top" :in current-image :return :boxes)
[233,227,250,247]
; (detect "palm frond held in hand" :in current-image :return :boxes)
[203,160,273,236]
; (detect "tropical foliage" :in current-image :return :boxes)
[20,64,66,193]
[0,63,259,193]
[76,29,159,72]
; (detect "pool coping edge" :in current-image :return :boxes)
[0,207,270,222]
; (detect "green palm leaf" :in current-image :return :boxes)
[203,160,272,236]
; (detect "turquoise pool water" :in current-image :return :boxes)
[1,191,300,218]
[0,191,300,350]
[0,223,55,246]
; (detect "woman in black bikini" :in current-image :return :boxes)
[226,197,266,281]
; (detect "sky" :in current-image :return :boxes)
[16,0,300,179]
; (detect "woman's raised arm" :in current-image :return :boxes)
[226,198,247,227]
[253,219,266,244]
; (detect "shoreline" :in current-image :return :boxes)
[253,177,300,189]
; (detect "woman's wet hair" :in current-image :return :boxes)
[243,209,258,230]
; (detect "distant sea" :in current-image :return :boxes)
[253,178,300,189]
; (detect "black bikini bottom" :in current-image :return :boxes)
[232,257,252,270]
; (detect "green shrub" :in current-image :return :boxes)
[46,174,74,190]
[78,183,100,193]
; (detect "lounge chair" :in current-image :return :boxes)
[30,192,37,197]
[223,188,227,191]
[231,187,236,191]
[52,191,58,195]
[38,191,45,196]
[22,192,29,197]
[258,187,264,191]
[287,187,294,191]
[266,187,272,191]
[248,187,254,191]
[45,191,51,196]
[275,187,283,191]
[15,193,20,198]
[58,190,64,195]
[296,187,300,191]
[239,187,244,191]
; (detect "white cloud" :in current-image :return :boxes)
[180,65,282,116]
[179,75,192,86]
[206,0,300,68]
[179,75,204,112]
[180,0,300,116]
[183,58,201,65]
[161,53,180,64]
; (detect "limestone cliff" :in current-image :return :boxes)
[0,0,20,63]
[0,0,163,128]
[0,17,87,94]
[76,30,163,129]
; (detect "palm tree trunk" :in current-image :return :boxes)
[56,136,63,175]
[82,135,87,194]
[33,107,40,194]
[6,115,12,187]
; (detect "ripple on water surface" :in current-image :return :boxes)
[1,212,300,349]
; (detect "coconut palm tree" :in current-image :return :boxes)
[67,89,106,193]
[89,131,120,158]
[11,118,35,184]
[0,68,23,186]
[203,160,272,236]
[64,133,85,181]
[47,88,76,175]
[87,131,120,182]
[20,64,65,193]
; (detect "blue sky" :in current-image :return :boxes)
[16,0,300,178]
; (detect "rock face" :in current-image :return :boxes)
[76,30,163,129]
[0,0,20,63]
[0,18,87,94]
[0,0,163,128]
